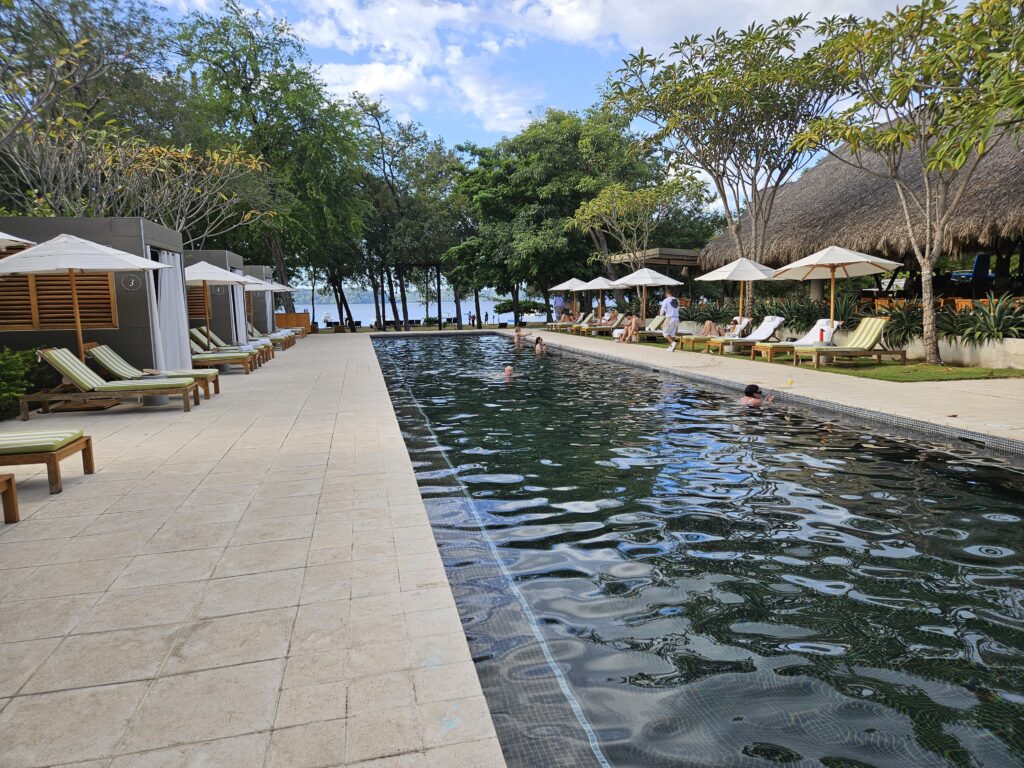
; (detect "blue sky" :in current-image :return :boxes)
[167,0,896,147]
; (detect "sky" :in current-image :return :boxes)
[166,0,897,147]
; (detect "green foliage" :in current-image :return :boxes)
[878,302,924,348]
[955,294,1024,345]
[493,299,546,316]
[0,348,58,420]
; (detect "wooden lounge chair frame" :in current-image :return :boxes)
[21,350,201,420]
[579,315,623,336]
[680,317,753,352]
[750,320,842,362]
[192,349,255,374]
[191,327,272,364]
[248,322,295,350]
[705,316,786,355]
[795,346,908,369]
[0,473,18,523]
[0,435,94,495]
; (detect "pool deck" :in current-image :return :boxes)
[0,335,505,768]
[515,329,1024,455]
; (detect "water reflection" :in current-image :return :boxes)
[377,335,1024,767]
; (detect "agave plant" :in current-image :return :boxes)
[878,302,923,348]
[957,293,1024,345]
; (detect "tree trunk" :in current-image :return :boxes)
[474,289,482,329]
[397,266,410,332]
[385,267,400,332]
[542,289,552,322]
[436,266,443,331]
[369,271,381,330]
[379,268,389,330]
[920,262,941,364]
[328,277,343,331]
[266,232,295,312]
[511,284,521,326]
[453,284,464,329]
[338,282,356,333]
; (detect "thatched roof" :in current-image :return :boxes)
[700,136,1024,269]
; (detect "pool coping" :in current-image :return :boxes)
[372,330,1024,467]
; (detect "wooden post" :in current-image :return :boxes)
[641,285,648,324]
[69,270,85,361]
[436,266,442,331]
[204,280,213,348]
[829,269,836,325]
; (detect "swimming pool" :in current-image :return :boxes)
[374,334,1024,767]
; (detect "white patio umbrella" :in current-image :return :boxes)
[184,261,253,348]
[0,234,169,360]
[578,276,618,318]
[772,246,903,325]
[550,277,586,315]
[695,257,775,319]
[613,268,682,323]
[0,231,34,252]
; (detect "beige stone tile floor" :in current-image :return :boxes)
[0,335,505,768]
[521,329,1024,446]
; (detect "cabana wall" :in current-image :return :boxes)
[183,250,246,344]
[243,264,276,334]
[0,217,189,369]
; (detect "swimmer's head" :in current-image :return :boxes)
[504,365,513,375]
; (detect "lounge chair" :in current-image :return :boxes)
[189,339,257,374]
[793,316,906,368]
[680,317,753,352]
[247,321,296,350]
[705,315,786,355]
[562,312,594,333]
[20,348,200,420]
[0,474,18,523]
[750,319,841,362]
[0,429,94,499]
[86,344,220,400]
[634,316,667,342]
[190,327,269,364]
[581,314,624,336]
[546,314,583,331]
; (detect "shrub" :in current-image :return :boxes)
[878,302,923,348]
[0,348,58,421]
[956,293,1024,345]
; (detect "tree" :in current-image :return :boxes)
[610,18,840,266]
[797,0,1017,363]
[569,178,710,271]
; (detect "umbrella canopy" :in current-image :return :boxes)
[0,234,169,360]
[243,278,277,293]
[579,277,618,318]
[613,267,682,288]
[773,246,903,324]
[550,277,586,292]
[0,230,34,252]
[695,257,775,318]
[267,281,295,293]
[0,234,168,275]
[184,261,252,286]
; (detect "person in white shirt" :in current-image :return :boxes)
[659,288,681,351]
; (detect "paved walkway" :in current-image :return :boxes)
[0,335,505,768]
[523,330,1024,449]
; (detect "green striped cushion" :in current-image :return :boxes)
[163,369,218,379]
[87,345,144,380]
[0,429,84,455]
[39,348,107,391]
[844,317,888,349]
[94,377,194,391]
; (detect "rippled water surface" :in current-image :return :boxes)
[375,335,1024,768]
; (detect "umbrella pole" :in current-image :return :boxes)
[739,281,745,320]
[204,280,213,348]
[830,269,836,326]
[69,269,85,361]
[641,285,647,324]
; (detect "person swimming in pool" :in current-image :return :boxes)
[502,365,514,380]
[740,384,773,407]
[534,336,545,354]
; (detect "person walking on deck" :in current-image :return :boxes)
[660,288,680,351]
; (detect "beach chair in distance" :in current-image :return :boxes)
[189,339,257,374]
[21,348,200,420]
[0,429,94,496]
[584,314,624,337]
[563,312,594,334]
[546,313,582,331]
[86,344,220,400]
[793,317,905,369]
[247,321,295,350]
[705,315,786,355]
[192,327,272,363]
[634,316,666,342]
[680,316,752,352]
[750,319,841,363]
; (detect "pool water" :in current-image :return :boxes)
[374,335,1024,768]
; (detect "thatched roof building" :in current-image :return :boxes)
[700,137,1024,269]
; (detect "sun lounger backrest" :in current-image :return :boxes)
[794,319,842,346]
[646,316,665,331]
[189,327,214,350]
[39,348,106,392]
[844,317,888,349]
[87,345,144,380]
[745,315,786,342]
[199,326,235,348]
[575,312,594,326]
[189,339,206,354]
[725,316,753,338]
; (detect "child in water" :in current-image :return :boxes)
[534,336,545,354]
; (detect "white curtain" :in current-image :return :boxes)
[263,291,274,333]
[230,282,248,343]
[145,269,167,371]
[155,250,191,370]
